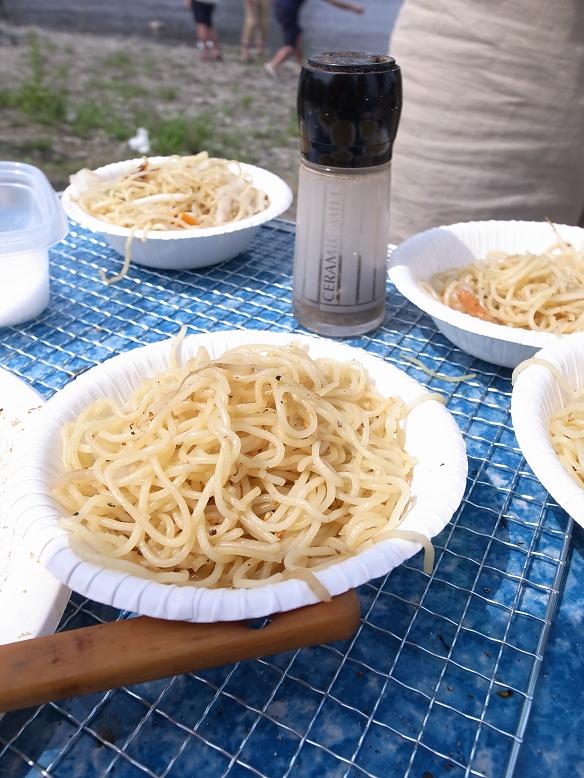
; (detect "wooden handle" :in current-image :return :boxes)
[0,591,360,712]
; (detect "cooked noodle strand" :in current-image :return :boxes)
[53,341,434,593]
[72,153,269,233]
[423,233,584,333]
[514,356,584,486]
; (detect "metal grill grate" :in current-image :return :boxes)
[0,221,572,778]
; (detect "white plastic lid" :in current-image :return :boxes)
[0,161,68,255]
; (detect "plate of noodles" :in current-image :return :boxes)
[61,153,293,278]
[10,330,467,622]
[390,220,584,368]
[0,368,69,645]
[512,336,584,527]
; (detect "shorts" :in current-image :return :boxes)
[192,1,215,27]
[275,0,305,47]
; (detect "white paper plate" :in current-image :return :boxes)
[511,336,584,526]
[61,157,293,270]
[0,368,69,645]
[390,221,584,368]
[12,331,467,622]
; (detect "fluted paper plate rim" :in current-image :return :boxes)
[11,331,468,622]
[389,220,584,367]
[62,157,293,241]
[511,335,584,527]
[0,370,69,645]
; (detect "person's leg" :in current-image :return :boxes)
[206,4,222,61]
[293,33,303,64]
[208,28,222,59]
[255,0,270,57]
[267,2,299,74]
[197,23,212,59]
[241,0,255,60]
[191,2,207,55]
[269,44,294,69]
[248,0,261,56]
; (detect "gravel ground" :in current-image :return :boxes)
[0,22,300,208]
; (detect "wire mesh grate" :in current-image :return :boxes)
[0,221,572,778]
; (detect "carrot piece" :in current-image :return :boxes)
[454,288,498,323]
[179,212,198,225]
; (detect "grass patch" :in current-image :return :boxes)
[54,63,69,81]
[0,34,293,180]
[107,114,133,141]
[84,77,111,93]
[85,76,148,99]
[18,78,67,124]
[71,100,132,141]
[21,137,53,154]
[43,38,59,54]
[71,102,109,138]
[101,50,136,73]
[112,81,150,99]
[139,53,158,77]
[204,123,258,161]
[253,127,279,141]
[0,32,68,124]
[157,85,178,101]
[0,88,17,109]
[286,109,298,139]
[86,77,151,100]
[150,114,213,156]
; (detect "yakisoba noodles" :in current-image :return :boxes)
[403,355,476,383]
[52,336,435,597]
[423,229,584,333]
[70,153,269,283]
[513,358,584,487]
[71,153,269,231]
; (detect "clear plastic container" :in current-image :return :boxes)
[0,162,67,327]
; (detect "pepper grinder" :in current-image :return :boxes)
[292,52,402,336]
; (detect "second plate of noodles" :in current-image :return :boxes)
[69,153,270,233]
[390,220,584,368]
[11,330,467,622]
[512,336,584,528]
[62,155,293,273]
[422,228,584,333]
